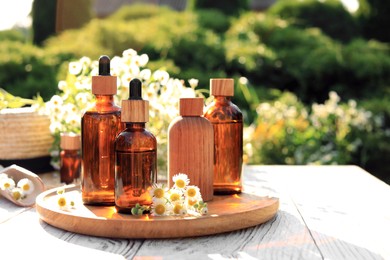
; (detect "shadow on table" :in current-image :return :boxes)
[38,209,384,260]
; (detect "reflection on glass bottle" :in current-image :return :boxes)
[204,78,243,195]
[81,55,125,205]
[60,132,81,184]
[115,78,157,214]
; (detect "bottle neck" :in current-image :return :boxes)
[95,95,115,105]
[126,122,146,129]
[61,149,80,155]
[214,96,232,104]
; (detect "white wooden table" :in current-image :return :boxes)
[1,165,389,260]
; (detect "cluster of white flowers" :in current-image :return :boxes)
[0,173,35,201]
[310,91,375,132]
[148,173,208,217]
[37,49,204,172]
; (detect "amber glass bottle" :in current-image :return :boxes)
[60,132,81,184]
[81,55,125,205]
[204,78,243,194]
[115,78,157,213]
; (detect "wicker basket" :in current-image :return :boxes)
[0,107,53,160]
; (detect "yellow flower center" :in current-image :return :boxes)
[58,197,66,207]
[187,199,197,207]
[4,183,10,189]
[153,188,164,199]
[22,183,30,191]
[12,191,21,200]
[170,193,180,202]
[154,204,166,215]
[187,188,197,197]
[175,179,185,189]
[173,204,182,215]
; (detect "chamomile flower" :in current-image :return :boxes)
[150,183,168,199]
[185,197,199,209]
[188,78,199,88]
[167,189,182,202]
[17,178,35,195]
[151,198,170,216]
[69,61,83,75]
[185,185,201,200]
[172,173,190,190]
[11,187,24,201]
[172,202,187,216]
[0,173,8,181]
[0,177,15,191]
[57,196,67,208]
[200,206,208,215]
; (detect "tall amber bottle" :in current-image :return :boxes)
[168,98,214,201]
[60,132,81,184]
[204,78,243,194]
[115,78,157,213]
[81,55,125,205]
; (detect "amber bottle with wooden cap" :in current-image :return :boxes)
[115,78,157,213]
[204,78,243,194]
[81,55,125,205]
[168,97,214,201]
[60,132,81,184]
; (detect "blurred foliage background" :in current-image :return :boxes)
[0,0,389,183]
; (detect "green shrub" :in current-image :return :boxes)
[225,12,390,103]
[359,0,390,43]
[359,97,390,183]
[44,5,226,92]
[107,4,171,21]
[0,41,58,100]
[190,0,249,17]
[340,39,390,99]
[225,13,343,102]
[0,29,26,42]
[195,9,231,34]
[268,0,361,42]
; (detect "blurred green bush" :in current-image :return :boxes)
[0,41,59,100]
[268,0,360,42]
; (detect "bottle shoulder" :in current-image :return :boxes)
[204,102,243,122]
[169,116,213,129]
[84,103,121,114]
[115,128,157,151]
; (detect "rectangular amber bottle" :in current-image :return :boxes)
[60,133,81,184]
[204,79,243,194]
[81,56,125,205]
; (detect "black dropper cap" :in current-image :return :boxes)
[129,78,143,100]
[98,55,110,76]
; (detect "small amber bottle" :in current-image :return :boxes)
[60,132,81,184]
[81,55,125,205]
[168,98,214,201]
[115,78,157,213]
[204,78,243,194]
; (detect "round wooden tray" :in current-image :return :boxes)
[36,185,279,239]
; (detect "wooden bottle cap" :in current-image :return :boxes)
[92,55,117,95]
[210,78,234,96]
[179,98,204,116]
[92,76,117,95]
[121,100,149,122]
[60,133,81,150]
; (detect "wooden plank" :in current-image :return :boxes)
[249,165,390,260]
